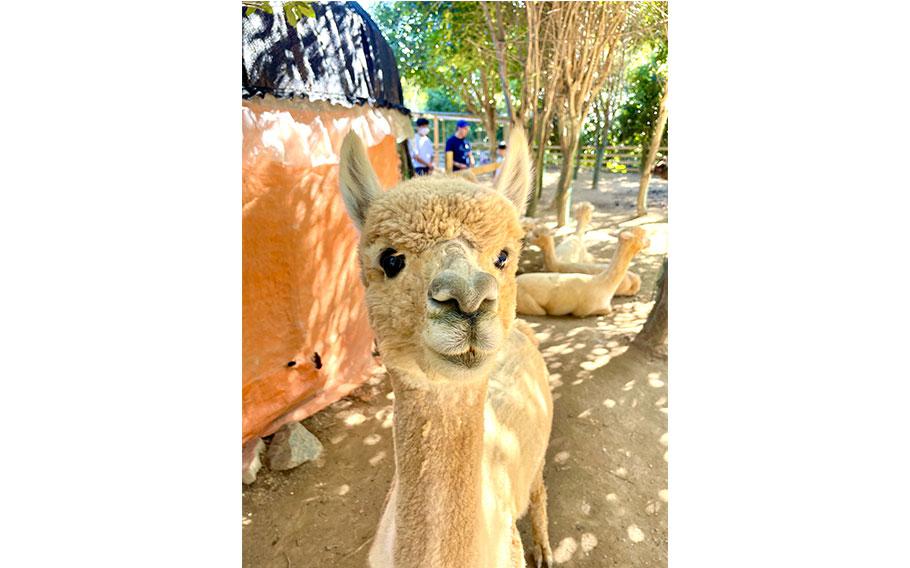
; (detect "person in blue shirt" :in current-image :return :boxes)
[445,120,475,171]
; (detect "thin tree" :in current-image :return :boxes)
[636,77,668,216]
[456,65,500,149]
[480,1,513,130]
[550,2,630,226]
[632,257,667,356]
[592,46,627,190]
[525,1,568,216]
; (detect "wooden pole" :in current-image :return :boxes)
[433,115,439,167]
[445,151,454,173]
[441,120,447,170]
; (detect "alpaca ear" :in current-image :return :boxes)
[494,127,532,212]
[339,131,382,231]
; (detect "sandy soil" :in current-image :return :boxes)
[242,170,669,567]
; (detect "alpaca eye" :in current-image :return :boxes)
[379,248,405,278]
[494,250,509,270]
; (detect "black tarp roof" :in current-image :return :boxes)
[242,1,410,115]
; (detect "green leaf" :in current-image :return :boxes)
[299,3,315,19]
[285,4,299,27]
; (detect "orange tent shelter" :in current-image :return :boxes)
[242,3,412,444]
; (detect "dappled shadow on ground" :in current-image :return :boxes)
[242,170,668,568]
[520,170,668,276]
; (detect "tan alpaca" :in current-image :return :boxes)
[339,128,554,568]
[529,226,642,296]
[520,216,544,236]
[554,201,595,263]
[516,227,650,317]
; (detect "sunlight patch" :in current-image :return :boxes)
[580,533,598,553]
[627,525,645,543]
[346,412,367,426]
[581,354,611,371]
[553,537,578,564]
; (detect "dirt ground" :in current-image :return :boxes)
[242,170,669,567]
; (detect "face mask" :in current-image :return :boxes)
[417,127,429,136]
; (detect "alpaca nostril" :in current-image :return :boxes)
[473,272,498,304]
[428,271,499,316]
[430,297,461,312]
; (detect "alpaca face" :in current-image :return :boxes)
[574,201,594,228]
[359,181,524,372]
[338,129,532,376]
[530,227,552,250]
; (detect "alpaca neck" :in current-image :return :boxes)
[538,236,560,271]
[593,239,639,298]
[574,218,588,239]
[388,370,489,567]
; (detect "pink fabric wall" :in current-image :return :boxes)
[242,98,404,443]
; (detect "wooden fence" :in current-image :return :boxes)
[544,145,669,173]
[436,144,668,175]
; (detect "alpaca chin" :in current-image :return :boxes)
[421,315,504,371]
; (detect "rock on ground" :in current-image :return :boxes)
[267,422,324,471]
[242,438,266,485]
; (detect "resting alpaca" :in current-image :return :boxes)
[516,227,650,317]
[338,128,554,568]
[529,226,642,296]
[554,201,595,263]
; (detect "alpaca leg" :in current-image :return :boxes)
[614,272,642,297]
[529,468,553,567]
[511,522,526,568]
[517,290,547,316]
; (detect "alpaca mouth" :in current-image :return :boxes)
[423,315,502,369]
[439,347,485,368]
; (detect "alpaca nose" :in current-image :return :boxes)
[428,270,499,315]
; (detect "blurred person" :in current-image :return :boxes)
[409,117,435,176]
[445,119,474,171]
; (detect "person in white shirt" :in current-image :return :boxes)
[409,117,436,176]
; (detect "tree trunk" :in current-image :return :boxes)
[592,107,611,190]
[554,119,581,227]
[398,141,414,180]
[633,257,668,356]
[526,117,552,216]
[556,138,578,227]
[481,115,498,158]
[571,142,583,182]
[469,67,500,158]
[481,1,513,130]
[637,79,668,217]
